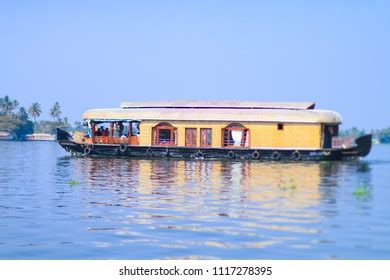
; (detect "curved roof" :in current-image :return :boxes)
[83,108,342,124]
[120,100,316,110]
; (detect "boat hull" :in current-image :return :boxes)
[56,128,372,161]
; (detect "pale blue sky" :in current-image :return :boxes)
[0,0,389,129]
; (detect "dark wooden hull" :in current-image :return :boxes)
[56,128,372,161]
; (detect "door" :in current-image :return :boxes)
[323,125,338,148]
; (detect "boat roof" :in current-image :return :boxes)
[83,107,342,124]
[120,100,316,110]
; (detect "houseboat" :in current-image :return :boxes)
[56,101,372,161]
[0,131,13,141]
[26,133,56,141]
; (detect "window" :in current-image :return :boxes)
[200,128,212,147]
[185,128,197,147]
[131,121,140,136]
[277,123,284,130]
[152,122,177,146]
[222,123,249,148]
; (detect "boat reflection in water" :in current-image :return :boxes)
[58,157,372,259]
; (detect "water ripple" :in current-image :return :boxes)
[0,142,390,259]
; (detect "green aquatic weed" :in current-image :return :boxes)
[353,185,370,198]
[66,179,80,186]
[279,178,297,191]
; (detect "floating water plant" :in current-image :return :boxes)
[353,185,370,198]
[279,178,297,191]
[66,179,80,186]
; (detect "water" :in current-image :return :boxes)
[0,141,389,259]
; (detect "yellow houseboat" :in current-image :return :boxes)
[56,101,372,160]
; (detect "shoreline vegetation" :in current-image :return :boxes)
[0,95,389,143]
[0,95,73,140]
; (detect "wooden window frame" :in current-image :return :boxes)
[152,123,177,146]
[200,128,212,147]
[222,123,249,148]
[185,128,197,147]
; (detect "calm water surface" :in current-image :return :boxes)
[0,142,389,259]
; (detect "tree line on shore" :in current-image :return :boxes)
[0,95,68,139]
[340,127,390,144]
[1,94,390,142]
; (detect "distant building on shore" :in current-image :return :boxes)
[26,133,56,141]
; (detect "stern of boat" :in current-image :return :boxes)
[338,134,372,158]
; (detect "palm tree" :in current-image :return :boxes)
[0,97,3,114]
[50,101,62,121]
[17,107,29,120]
[1,95,15,114]
[12,100,19,111]
[28,102,42,122]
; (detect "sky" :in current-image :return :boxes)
[0,0,389,130]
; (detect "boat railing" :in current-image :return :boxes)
[222,139,248,147]
[152,138,177,146]
[93,136,128,144]
[88,136,139,145]
[332,136,355,149]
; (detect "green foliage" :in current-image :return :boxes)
[279,177,297,191]
[0,97,33,139]
[340,127,390,144]
[28,102,42,122]
[13,118,34,139]
[0,95,19,115]
[378,127,390,143]
[339,127,366,138]
[0,95,71,138]
[50,101,62,121]
[0,113,33,140]
[34,119,69,134]
[66,179,80,186]
[353,185,371,198]
[73,121,83,130]
[17,107,29,120]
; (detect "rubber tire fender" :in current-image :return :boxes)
[196,151,204,158]
[84,146,92,155]
[291,150,302,161]
[251,150,260,160]
[119,142,127,153]
[146,147,153,157]
[271,151,281,161]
